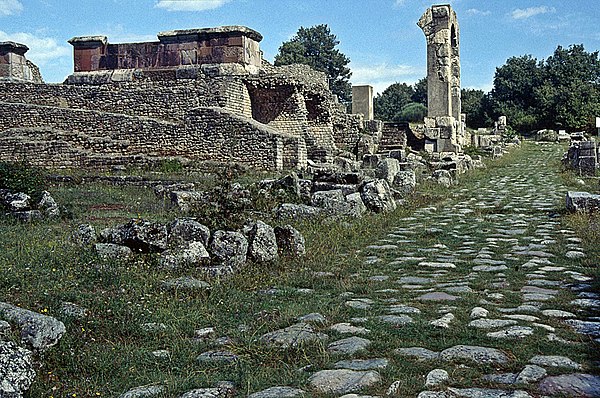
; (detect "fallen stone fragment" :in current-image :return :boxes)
[210,230,248,271]
[0,302,66,351]
[72,223,97,246]
[529,355,582,370]
[425,369,449,387]
[119,385,166,398]
[328,336,371,355]
[168,218,210,247]
[197,350,238,364]
[439,345,509,365]
[566,191,600,213]
[259,323,327,349]
[297,313,326,325]
[360,179,397,213]
[538,373,600,397]
[0,341,36,398]
[95,243,133,261]
[308,369,381,394]
[59,302,89,319]
[161,277,211,292]
[515,365,546,384]
[244,220,278,263]
[274,225,306,257]
[248,386,307,398]
[159,241,210,270]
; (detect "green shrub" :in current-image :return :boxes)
[0,161,46,198]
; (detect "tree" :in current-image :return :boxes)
[461,88,489,128]
[398,102,427,122]
[374,83,414,122]
[488,45,600,133]
[411,77,428,106]
[538,44,600,131]
[488,55,544,132]
[274,24,352,103]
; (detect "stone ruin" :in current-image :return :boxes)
[0,41,43,83]
[0,7,481,173]
[417,4,466,152]
[0,26,394,171]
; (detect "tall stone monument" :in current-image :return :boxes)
[418,4,465,152]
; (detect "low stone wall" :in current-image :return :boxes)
[0,102,305,170]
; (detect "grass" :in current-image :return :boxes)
[0,141,598,397]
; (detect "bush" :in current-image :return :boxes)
[394,102,428,123]
[0,161,46,198]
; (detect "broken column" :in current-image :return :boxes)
[417,4,463,152]
[352,85,374,120]
[0,41,43,83]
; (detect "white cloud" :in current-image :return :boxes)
[467,8,491,16]
[155,0,231,12]
[393,0,405,7]
[511,6,556,20]
[0,31,70,66]
[0,0,23,16]
[351,63,423,95]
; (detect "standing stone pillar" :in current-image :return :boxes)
[418,5,463,152]
[0,42,43,83]
[352,85,374,121]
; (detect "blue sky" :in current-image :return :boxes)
[1,0,599,93]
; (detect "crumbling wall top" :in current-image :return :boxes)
[0,41,29,56]
[158,26,263,43]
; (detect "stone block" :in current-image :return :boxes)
[566,191,600,213]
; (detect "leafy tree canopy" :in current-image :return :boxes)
[374,82,415,122]
[487,44,600,132]
[274,24,352,103]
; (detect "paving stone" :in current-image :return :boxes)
[259,323,327,348]
[330,323,370,335]
[394,347,439,361]
[481,373,517,385]
[529,355,582,370]
[419,261,456,269]
[398,276,434,284]
[418,292,459,301]
[308,369,381,394]
[297,313,327,324]
[469,319,518,329]
[445,388,533,397]
[502,314,539,322]
[377,315,413,326]
[541,309,576,318]
[538,373,600,397]
[334,358,389,370]
[565,319,600,337]
[515,365,546,384]
[486,326,534,339]
[196,350,238,364]
[439,345,510,365]
[470,307,489,319]
[430,313,455,328]
[388,304,421,314]
[248,387,307,398]
[328,336,371,355]
[473,265,508,272]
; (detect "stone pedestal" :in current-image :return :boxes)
[352,85,374,120]
[0,41,43,83]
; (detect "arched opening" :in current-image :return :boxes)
[451,24,458,48]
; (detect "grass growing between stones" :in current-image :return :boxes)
[1,142,598,397]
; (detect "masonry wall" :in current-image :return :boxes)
[0,101,304,170]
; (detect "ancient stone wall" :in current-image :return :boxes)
[69,26,263,73]
[0,102,299,170]
[0,42,43,83]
